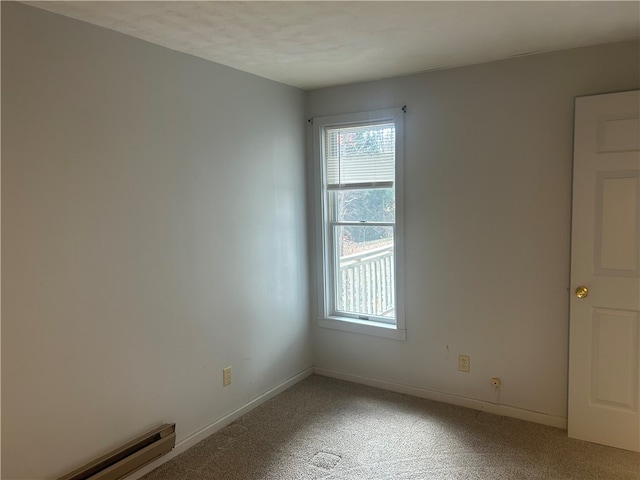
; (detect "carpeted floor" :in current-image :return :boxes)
[141,375,639,479]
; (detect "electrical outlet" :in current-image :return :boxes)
[458,355,470,372]
[223,367,232,386]
[491,377,501,388]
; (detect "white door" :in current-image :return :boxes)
[568,90,640,451]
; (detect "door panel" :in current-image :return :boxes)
[568,90,640,452]
[594,173,639,275]
[590,308,638,410]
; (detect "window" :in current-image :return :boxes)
[312,108,405,340]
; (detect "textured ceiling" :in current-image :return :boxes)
[26,1,640,90]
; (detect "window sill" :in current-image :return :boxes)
[317,316,406,340]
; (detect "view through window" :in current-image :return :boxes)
[327,122,396,320]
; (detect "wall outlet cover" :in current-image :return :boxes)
[458,355,470,372]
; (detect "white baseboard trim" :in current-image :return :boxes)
[314,367,568,430]
[125,366,314,480]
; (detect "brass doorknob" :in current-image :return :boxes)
[575,286,589,298]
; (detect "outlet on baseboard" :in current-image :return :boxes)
[223,367,232,386]
[458,355,470,372]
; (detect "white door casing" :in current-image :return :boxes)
[568,90,640,451]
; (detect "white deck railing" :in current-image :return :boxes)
[338,245,394,317]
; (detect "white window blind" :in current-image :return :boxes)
[325,122,395,189]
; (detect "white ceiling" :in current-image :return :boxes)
[26,1,640,90]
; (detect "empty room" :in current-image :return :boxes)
[2,1,639,479]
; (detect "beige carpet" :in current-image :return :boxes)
[141,375,639,479]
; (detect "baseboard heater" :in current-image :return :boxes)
[58,423,176,480]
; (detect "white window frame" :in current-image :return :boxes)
[312,108,406,340]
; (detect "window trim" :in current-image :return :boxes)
[312,108,406,340]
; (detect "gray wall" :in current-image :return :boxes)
[307,40,639,424]
[2,3,310,479]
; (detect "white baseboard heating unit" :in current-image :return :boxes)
[58,423,176,480]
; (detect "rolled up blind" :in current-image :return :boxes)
[325,122,395,189]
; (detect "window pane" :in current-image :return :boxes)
[334,225,395,319]
[325,123,395,186]
[334,188,395,223]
